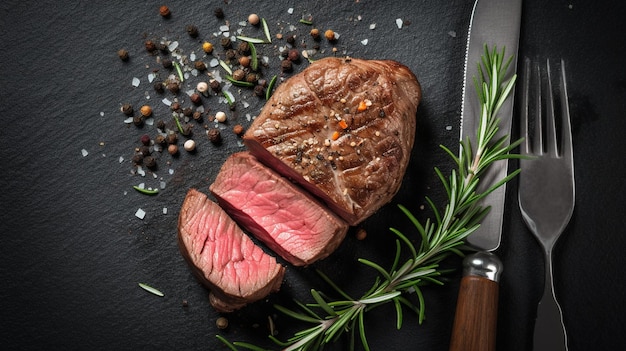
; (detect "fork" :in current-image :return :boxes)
[518,58,575,350]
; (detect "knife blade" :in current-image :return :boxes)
[448,0,522,350]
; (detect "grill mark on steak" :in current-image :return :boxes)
[178,189,285,312]
[244,57,421,225]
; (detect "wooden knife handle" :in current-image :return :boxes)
[449,252,503,351]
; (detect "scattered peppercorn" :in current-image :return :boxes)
[239,56,250,67]
[288,49,300,63]
[220,37,232,49]
[181,124,192,136]
[139,145,151,156]
[186,25,198,38]
[170,102,181,112]
[162,58,173,69]
[145,40,157,52]
[215,111,227,123]
[253,84,265,97]
[356,228,367,240]
[210,80,221,92]
[156,120,166,131]
[194,60,206,71]
[248,13,260,26]
[153,82,164,93]
[237,41,250,55]
[182,107,193,117]
[192,111,203,121]
[140,134,151,146]
[207,128,222,144]
[167,82,180,94]
[232,69,245,81]
[310,28,320,40]
[132,153,144,164]
[157,42,169,53]
[117,49,129,61]
[144,155,156,169]
[166,133,178,145]
[324,29,336,41]
[159,5,171,18]
[182,299,188,308]
[216,316,229,330]
[214,7,224,19]
[133,116,144,127]
[202,42,214,54]
[154,134,166,145]
[280,59,293,73]
[233,124,244,135]
[121,103,134,116]
[225,49,237,60]
[286,34,296,45]
[190,93,202,105]
[245,73,258,84]
[140,105,152,117]
[183,139,196,152]
[196,81,209,94]
[167,144,178,155]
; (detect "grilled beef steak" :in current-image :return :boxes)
[210,152,349,266]
[244,57,421,225]
[178,188,285,312]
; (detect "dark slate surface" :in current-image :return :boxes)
[1,0,625,350]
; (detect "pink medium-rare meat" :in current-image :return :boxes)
[177,188,285,312]
[209,152,349,266]
[243,57,421,225]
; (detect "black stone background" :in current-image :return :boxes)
[1,1,625,350]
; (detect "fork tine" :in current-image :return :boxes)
[545,59,559,156]
[520,58,531,154]
[533,62,543,155]
[559,59,573,157]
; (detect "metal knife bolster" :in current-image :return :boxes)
[463,251,503,282]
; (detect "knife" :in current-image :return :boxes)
[448,0,522,351]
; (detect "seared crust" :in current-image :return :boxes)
[244,57,421,225]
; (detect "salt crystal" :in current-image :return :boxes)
[242,101,250,108]
[137,166,146,177]
[190,53,196,61]
[119,156,124,163]
[186,89,195,96]
[135,208,146,220]
[169,169,174,175]
[168,41,179,51]
[238,21,247,26]
[162,98,172,106]
[369,23,376,30]
[81,149,89,157]
[209,58,220,67]
[219,25,230,32]
[160,181,166,189]
[148,73,155,83]
[361,39,369,46]
[396,18,403,29]
[446,125,453,131]
[287,8,294,14]
[100,112,105,117]
[137,182,145,189]
[237,140,245,148]
[132,77,140,87]
[124,117,133,124]
[334,32,341,39]
[196,106,205,113]
[246,113,252,121]
[162,208,168,215]
[448,31,457,37]
[145,118,154,126]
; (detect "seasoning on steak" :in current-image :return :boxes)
[210,152,349,266]
[243,57,421,225]
[178,188,285,312]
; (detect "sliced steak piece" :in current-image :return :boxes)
[210,152,349,266]
[243,57,421,225]
[178,188,285,312]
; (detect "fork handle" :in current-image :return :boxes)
[533,252,568,350]
[449,252,503,351]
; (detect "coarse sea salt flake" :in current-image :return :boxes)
[124,117,133,124]
[119,156,124,163]
[220,25,230,32]
[287,8,294,14]
[135,208,146,220]
[448,31,457,37]
[168,41,179,51]
[163,208,168,215]
[396,18,403,29]
[209,58,220,67]
[369,23,376,30]
[132,77,140,87]
[361,39,369,46]
[148,73,155,83]
[162,98,172,106]
[446,125,453,131]
[100,111,105,117]
[81,149,89,157]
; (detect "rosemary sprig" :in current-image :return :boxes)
[220,45,520,351]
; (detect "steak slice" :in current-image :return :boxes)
[210,152,349,266]
[244,57,421,225]
[178,188,285,312]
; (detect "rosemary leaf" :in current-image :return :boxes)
[261,18,272,43]
[138,282,164,297]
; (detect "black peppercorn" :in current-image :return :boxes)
[140,134,151,146]
[190,93,202,105]
[246,73,258,84]
[237,41,250,55]
[281,59,293,73]
[210,80,221,92]
[166,133,178,145]
[232,69,245,81]
[156,120,166,130]
[253,84,265,97]
[183,107,193,117]
[192,111,203,121]
[207,128,222,144]
[121,104,134,116]
[153,82,164,93]
[117,49,129,61]
[288,49,300,63]
[194,60,206,71]
[286,34,296,45]
[225,49,236,61]
[139,145,151,156]
[154,134,166,145]
[171,102,181,111]
[167,82,180,94]
[143,156,156,169]
[214,7,224,19]
[145,40,156,52]
[220,37,232,49]
[181,124,193,136]
[157,42,169,53]
[133,115,144,127]
[186,25,199,38]
[162,58,173,69]
[132,153,143,164]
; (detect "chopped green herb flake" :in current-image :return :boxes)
[133,185,159,195]
[138,283,164,297]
